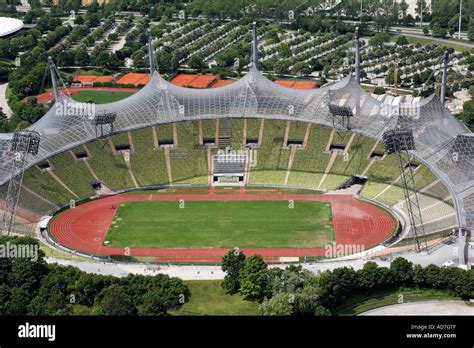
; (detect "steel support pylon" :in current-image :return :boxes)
[395,150,428,252]
[2,151,30,235]
[1,131,41,235]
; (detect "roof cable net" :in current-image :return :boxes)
[0,70,472,229]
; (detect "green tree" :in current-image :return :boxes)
[96,284,136,315]
[451,269,474,299]
[0,255,12,284]
[27,265,81,315]
[269,265,308,296]
[396,36,409,46]
[274,60,290,75]
[385,67,395,85]
[239,255,270,301]
[278,43,291,58]
[221,249,246,294]
[423,264,443,289]
[357,262,393,290]
[0,39,12,59]
[240,254,267,280]
[469,19,474,41]
[56,50,75,67]
[259,292,293,315]
[373,86,386,95]
[74,15,84,25]
[131,50,146,69]
[28,286,71,315]
[6,239,47,294]
[156,50,179,72]
[399,0,409,21]
[292,62,311,76]
[73,273,116,306]
[317,267,357,307]
[138,290,168,315]
[0,285,11,315]
[432,25,447,38]
[390,257,414,284]
[239,268,272,302]
[415,0,429,23]
[460,99,474,129]
[188,54,204,72]
[74,48,90,67]
[293,285,326,316]
[8,288,30,315]
[369,32,390,48]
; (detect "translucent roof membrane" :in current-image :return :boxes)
[0,69,472,229]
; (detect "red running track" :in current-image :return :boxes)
[25,87,140,104]
[49,193,397,260]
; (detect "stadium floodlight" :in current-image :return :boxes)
[89,112,117,139]
[90,112,117,126]
[11,130,41,155]
[329,104,353,143]
[382,128,427,252]
[329,104,353,118]
[1,130,41,235]
[382,128,416,154]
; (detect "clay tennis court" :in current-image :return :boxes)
[48,191,397,262]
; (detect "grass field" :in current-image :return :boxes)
[334,287,458,315]
[71,91,134,104]
[105,200,334,248]
[39,243,88,262]
[170,280,260,315]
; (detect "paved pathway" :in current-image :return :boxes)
[389,30,474,50]
[360,300,474,315]
[45,238,460,280]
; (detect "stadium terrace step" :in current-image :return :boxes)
[218,119,232,149]
[169,148,190,159]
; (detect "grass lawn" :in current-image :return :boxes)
[40,242,89,262]
[105,200,334,248]
[71,90,134,104]
[170,280,260,315]
[334,287,458,315]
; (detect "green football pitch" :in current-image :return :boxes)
[105,200,334,248]
[71,91,134,104]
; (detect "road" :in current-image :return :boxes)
[388,29,474,49]
[390,26,469,41]
[361,300,474,315]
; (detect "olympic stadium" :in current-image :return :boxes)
[0,27,472,265]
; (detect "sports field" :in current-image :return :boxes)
[49,191,397,260]
[104,200,334,248]
[71,90,134,104]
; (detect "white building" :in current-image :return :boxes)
[0,17,24,38]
